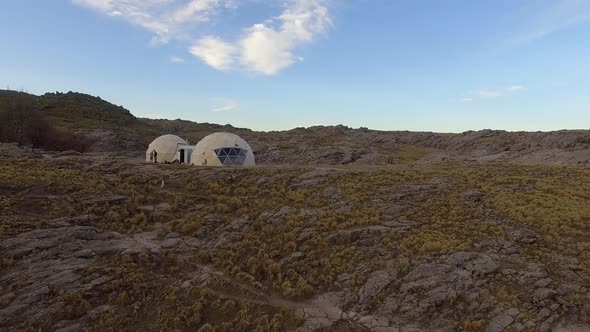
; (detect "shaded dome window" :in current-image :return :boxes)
[214,148,248,166]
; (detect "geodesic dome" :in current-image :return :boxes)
[191,132,255,167]
[146,134,187,163]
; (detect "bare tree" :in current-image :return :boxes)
[25,112,51,149]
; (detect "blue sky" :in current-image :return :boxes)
[1,0,589,132]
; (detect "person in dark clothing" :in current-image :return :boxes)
[153,150,158,163]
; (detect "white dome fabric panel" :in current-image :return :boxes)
[145,134,187,163]
[191,132,255,167]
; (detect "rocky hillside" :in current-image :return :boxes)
[1,90,590,166]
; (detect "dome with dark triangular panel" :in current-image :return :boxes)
[191,132,255,167]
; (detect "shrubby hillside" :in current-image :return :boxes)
[1,154,590,331]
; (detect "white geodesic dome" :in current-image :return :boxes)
[146,134,186,163]
[191,132,255,167]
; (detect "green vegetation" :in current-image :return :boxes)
[85,253,301,331]
[0,90,139,131]
[394,144,434,164]
[39,92,139,130]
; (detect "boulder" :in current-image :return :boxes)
[461,189,483,203]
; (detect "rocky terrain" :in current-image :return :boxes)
[2,90,590,331]
[241,127,590,166]
[1,152,590,331]
[2,89,590,166]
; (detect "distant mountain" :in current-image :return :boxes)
[0,90,248,152]
[0,90,137,129]
[1,89,589,166]
[38,91,139,130]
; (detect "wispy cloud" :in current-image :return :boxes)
[73,0,332,75]
[477,89,505,98]
[508,85,526,92]
[169,56,186,63]
[458,85,526,103]
[72,0,231,45]
[505,0,590,47]
[210,98,238,112]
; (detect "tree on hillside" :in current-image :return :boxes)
[25,112,51,149]
[0,95,36,145]
[0,92,94,152]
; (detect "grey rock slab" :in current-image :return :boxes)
[322,186,342,199]
[50,214,99,226]
[556,283,580,296]
[54,322,82,332]
[45,270,82,290]
[54,150,81,157]
[75,249,96,258]
[297,228,315,242]
[89,275,112,288]
[161,238,181,249]
[536,307,552,321]
[535,278,552,288]
[461,189,483,203]
[337,273,351,283]
[225,217,252,233]
[0,303,29,320]
[524,321,535,328]
[164,232,181,239]
[81,195,129,205]
[281,252,304,265]
[445,252,499,275]
[13,285,50,305]
[379,297,399,316]
[358,315,399,332]
[88,304,116,317]
[539,314,560,332]
[404,263,449,282]
[0,222,159,329]
[512,323,525,332]
[421,286,458,308]
[358,269,397,306]
[532,288,557,304]
[486,312,514,332]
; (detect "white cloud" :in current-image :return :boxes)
[458,84,526,103]
[477,89,505,98]
[73,0,332,75]
[191,0,331,75]
[169,55,186,63]
[210,98,238,112]
[508,85,526,91]
[189,36,237,70]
